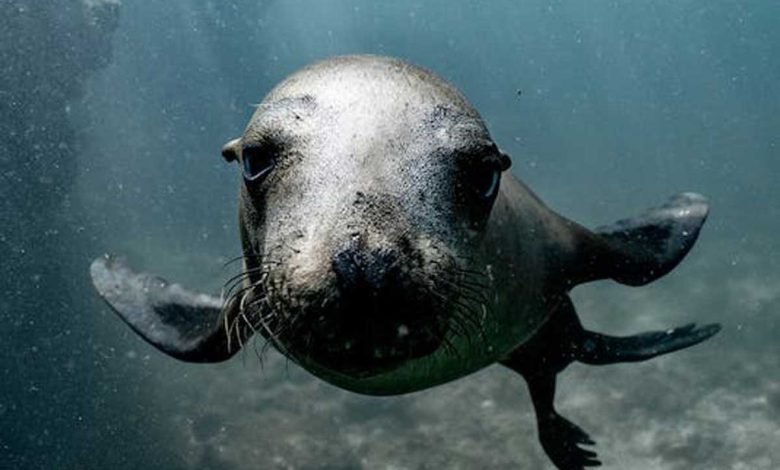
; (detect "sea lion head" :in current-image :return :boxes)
[221,55,511,380]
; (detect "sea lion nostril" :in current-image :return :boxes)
[331,246,399,292]
[332,247,363,288]
[363,248,399,290]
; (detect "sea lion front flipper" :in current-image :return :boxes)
[501,296,602,469]
[564,192,710,287]
[502,357,601,469]
[90,255,244,363]
[524,374,601,470]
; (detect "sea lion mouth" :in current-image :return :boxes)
[292,322,443,376]
[278,292,448,376]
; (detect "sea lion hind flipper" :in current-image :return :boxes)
[569,192,709,287]
[90,255,240,363]
[575,322,721,365]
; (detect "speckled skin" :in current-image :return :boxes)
[223,55,581,395]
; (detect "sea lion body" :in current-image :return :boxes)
[91,55,720,469]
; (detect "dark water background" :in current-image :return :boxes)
[2,1,778,468]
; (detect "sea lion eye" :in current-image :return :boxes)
[468,157,502,200]
[242,146,275,182]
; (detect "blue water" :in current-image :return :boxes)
[2,1,778,468]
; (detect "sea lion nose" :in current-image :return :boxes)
[331,243,399,293]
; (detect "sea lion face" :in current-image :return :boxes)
[222,56,510,380]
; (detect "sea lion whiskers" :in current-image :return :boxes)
[220,259,285,310]
[433,274,490,306]
[225,288,250,354]
[423,282,485,351]
[428,320,461,360]
[432,265,494,350]
[241,300,268,367]
[220,252,266,269]
[221,267,266,300]
[223,262,277,354]
[220,258,281,297]
[450,300,489,348]
[240,279,303,358]
[228,292,279,358]
[426,253,492,293]
[420,283,465,335]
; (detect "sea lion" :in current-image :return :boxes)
[90,55,720,469]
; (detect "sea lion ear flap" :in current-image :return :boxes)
[90,256,246,363]
[221,138,241,163]
[566,193,709,287]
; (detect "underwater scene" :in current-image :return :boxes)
[1,1,778,469]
